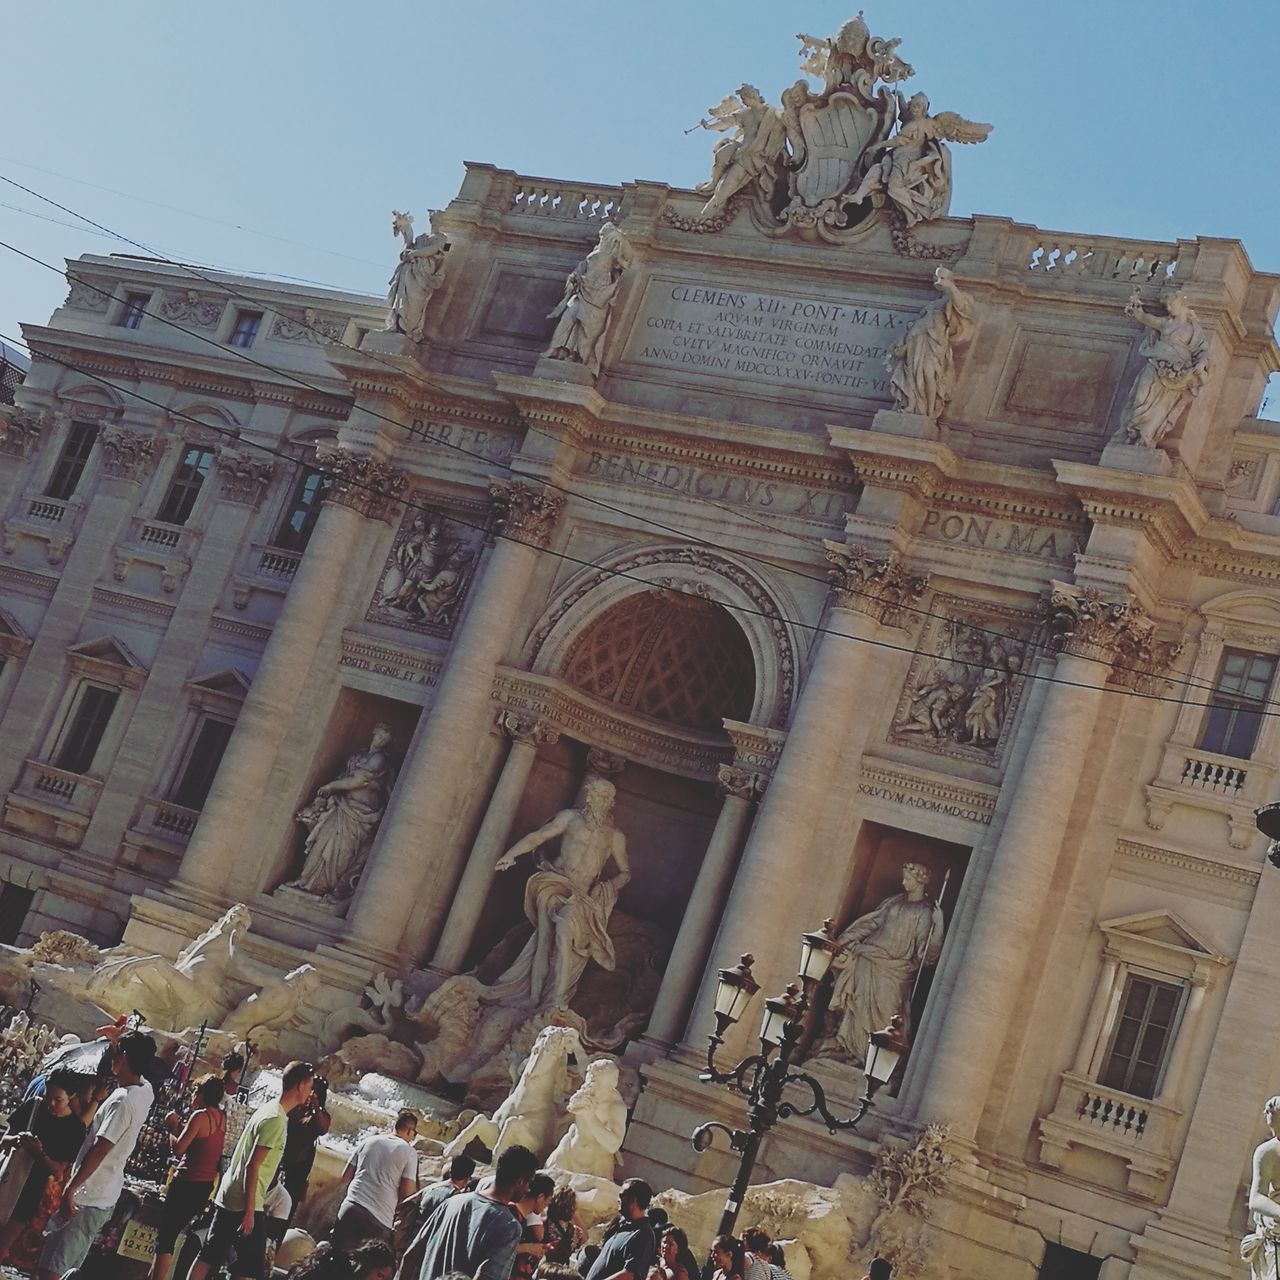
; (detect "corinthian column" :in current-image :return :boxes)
[688,545,928,1052]
[176,448,407,899]
[344,480,565,964]
[914,584,1161,1144]
[431,709,560,972]
[647,761,765,1045]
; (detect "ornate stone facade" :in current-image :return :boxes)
[1,29,1279,1279]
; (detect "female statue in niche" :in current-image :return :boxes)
[810,862,945,1069]
[287,724,395,901]
[886,266,976,421]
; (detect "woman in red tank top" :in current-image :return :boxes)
[150,1074,228,1280]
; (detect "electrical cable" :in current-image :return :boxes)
[6,323,1278,725]
[0,223,1247,714]
[2,169,1245,708]
[0,174,1272,710]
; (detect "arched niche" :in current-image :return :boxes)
[525,543,800,729]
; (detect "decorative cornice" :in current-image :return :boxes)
[1115,838,1259,888]
[340,633,443,688]
[98,427,156,482]
[823,542,929,627]
[214,447,276,506]
[318,447,408,523]
[491,665,728,781]
[488,479,566,549]
[858,761,998,825]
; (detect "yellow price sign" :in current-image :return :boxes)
[117,1219,158,1264]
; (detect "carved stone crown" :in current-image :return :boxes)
[1043,584,1175,680]
[488,479,566,549]
[98,427,157,482]
[824,542,929,628]
[215,446,276,506]
[318,447,408,523]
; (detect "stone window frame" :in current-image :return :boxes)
[1144,590,1280,848]
[37,638,148,779]
[152,670,249,804]
[256,429,339,548]
[0,608,31,723]
[1037,910,1230,1198]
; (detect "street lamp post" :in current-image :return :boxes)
[1257,802,1280,867]
[691,924,909,1245]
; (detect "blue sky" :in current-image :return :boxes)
[3,1,1279,385]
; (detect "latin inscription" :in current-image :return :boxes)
[409,419,517,465]
[624,280,915,400]
[859,781,991,825]
[581,450,850,519]
[921,510,1081,561]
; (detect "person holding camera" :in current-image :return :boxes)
[281,1073,331,1226]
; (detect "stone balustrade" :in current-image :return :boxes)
[508,177,622,223]
[1038,1070,1182,1199]
[256,545,303,579]
[3,758,104,845]
[140,796,200,841]
[1145,739,1274,849]
[1019,231,1183,285]
[26,497,68,523]
[1180,750,1248,796]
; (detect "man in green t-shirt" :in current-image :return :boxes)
[184,1061,315,1280]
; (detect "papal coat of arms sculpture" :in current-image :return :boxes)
[671,12,991,252]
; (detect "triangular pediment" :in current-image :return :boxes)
[1100,910,1225,962]
[0,607,28,641]
[187,668,251,698]
[67,635,145,670]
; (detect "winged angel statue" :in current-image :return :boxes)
[689,12,990,236]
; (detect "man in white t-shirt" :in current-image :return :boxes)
[37,1031,158,1280]
[333,1109,419,1248]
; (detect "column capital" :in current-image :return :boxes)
[823,542,929,627]
[214,446,276,506]
[717,763,766,801]
[98,426,156,482]
[318,446,408,523]
[586,746,627,777]
[499,708,560,748]
[488,479,565,549]
[1044,582,1164,672]
[0,406,45,459]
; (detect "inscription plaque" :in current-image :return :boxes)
[621,277,917,403]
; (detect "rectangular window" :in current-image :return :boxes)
[117,292,149,329]
[1099,974,1183,1099]
[1037,1244,1103,1280]
[155,446,215,525]
[229,310,263,349]
[1199,648,1277,759]
[0,884,35,947]
[44,420,99,501]
[169,717,234,810]
[53,684,120,775]
[272,466,330,552]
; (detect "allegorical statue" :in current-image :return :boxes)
[385,211,449,343]
[850,91,991,227]
[546,1058,628,1179]
[545,223,632,378]
[1242,1096,1280,1277]
[694,84,787,219]
[1117,289,1210,449]
[886,267,976,420]
[288,725,395,900]
[492,776,630,1010]
[812,863,945,1069]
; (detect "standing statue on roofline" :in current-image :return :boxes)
[385,211,449,343]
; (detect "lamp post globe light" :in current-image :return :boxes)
[1257,801,1280,868]
[691,922,909,1245]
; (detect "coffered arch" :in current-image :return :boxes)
[525,542,801,729]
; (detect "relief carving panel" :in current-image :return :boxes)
[889,598,1033,766]
[366,497,488,637]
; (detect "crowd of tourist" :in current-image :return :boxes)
[0,1038,892,1280]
